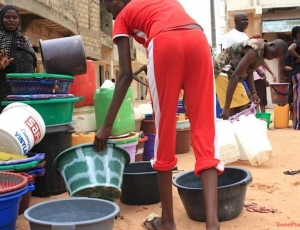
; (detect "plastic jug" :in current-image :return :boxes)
[233,114,273,166]
[215,119,240,164]
[274,104,289,129]
[71,132,95,147]
[94,80,135,136]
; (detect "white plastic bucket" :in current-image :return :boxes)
[0,102,46,155]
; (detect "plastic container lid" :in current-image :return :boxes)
[100,79,115,88]
[1,97,83,106]
[109,132,139,145]
[0,153,45,166]
[6,73,74,80]
[0,160,39,171]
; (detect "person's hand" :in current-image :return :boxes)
[284,66,292,71]
[0,50,14,70]
[221,107,230,120]
[271,74,277,82]
[265,79,270,87]
[251,93,260,104]
[296,57,300,63]
[93,125,113,152]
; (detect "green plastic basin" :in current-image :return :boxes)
[1,97,83,126]
[53,142,130,201]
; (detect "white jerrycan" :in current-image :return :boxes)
[233,114,273,166]
[215,119,240,164]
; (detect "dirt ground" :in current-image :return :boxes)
[16,110,300,230]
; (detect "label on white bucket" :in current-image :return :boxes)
[24,116,42,144]
[0,103,45,155]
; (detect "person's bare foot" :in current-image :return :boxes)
[142,215,177,230]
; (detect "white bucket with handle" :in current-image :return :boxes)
[0,102,46,155]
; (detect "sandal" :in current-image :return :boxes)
[283,170,300,175]
[142,213,159,230]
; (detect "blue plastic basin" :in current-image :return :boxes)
[0,186,28,230]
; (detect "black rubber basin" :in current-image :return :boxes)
[120,162,160,205]
[172,166,252,222]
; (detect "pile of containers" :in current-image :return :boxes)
[0,152,46,215]
[176,99,191,154]
[138,103,155,161]
[1,73,82,197]
[138,98,191,160]
[0,36,87,197]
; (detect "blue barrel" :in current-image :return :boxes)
[143,133,155,161]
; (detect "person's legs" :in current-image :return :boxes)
[254,79,267,113]
[293,73,300,130]
[201,168,219,227]
[143,31,184,230]
[288,73,294,120]
[183,29,224,230]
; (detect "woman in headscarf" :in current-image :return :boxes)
[0,4,37,111]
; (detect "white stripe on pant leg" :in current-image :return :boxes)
[147,39,160,167]
[211,59,224,171]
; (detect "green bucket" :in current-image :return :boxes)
[53,142,130,201]
[1,97,83,126]
[255,112,271,129]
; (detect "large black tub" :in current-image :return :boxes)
[120,162,160,205]
[172,166,252,222]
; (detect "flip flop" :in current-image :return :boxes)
[142,213,159,230]
[283,170,300,175]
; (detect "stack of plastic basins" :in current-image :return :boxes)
[94,82,137,163]
[1,73,82,197]
[0,152,46,214]
[0,172,28,230]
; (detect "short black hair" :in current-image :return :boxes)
[292,26,300,39]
